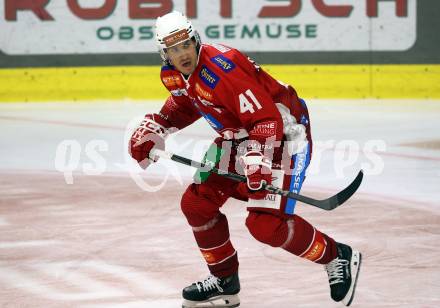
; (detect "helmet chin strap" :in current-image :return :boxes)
[194,38,202,65]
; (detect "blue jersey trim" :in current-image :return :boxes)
[285,142,311,215]
[161,65,174,71]
[203,113,224,130]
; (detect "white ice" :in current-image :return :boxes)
[1,99,439,204]
[0,99,439,308]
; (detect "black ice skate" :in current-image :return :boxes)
[324,243,362,306]
[182,272,240,308]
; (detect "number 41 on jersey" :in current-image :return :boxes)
[239,89,262,114]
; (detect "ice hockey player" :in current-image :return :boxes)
[129,11,362,308]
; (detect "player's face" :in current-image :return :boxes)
[166,39,198,75]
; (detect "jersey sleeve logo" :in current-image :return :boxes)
[170,89,188,97]
[210,55,236,73]
[162,74,184,88]
[199,65,219,89]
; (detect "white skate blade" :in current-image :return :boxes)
[182,294,240,308]
[342,250,362,306]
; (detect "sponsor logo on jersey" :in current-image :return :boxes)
[292,152,306,190]
[197,96,222,113]
[170,89,188,97]
[164,97,179,111]
[211,55,236,73]
[263,194,277,202]
[163,29,189,47]
[202,113,224,130]
[158,111,169,120]
[197,96,214,107]
[285,143,310,215]
[195,82,213,100]
[192,100,223,128]
[199,65,219,89]
[250,121,277,137]
[162,75,183,88]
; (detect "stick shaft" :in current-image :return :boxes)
[150,149,362,211]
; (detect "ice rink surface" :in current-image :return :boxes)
[0,99,439,307]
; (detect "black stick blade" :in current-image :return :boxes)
[284,170,364,211]
[334,170,364,206]
[319,170,364,210]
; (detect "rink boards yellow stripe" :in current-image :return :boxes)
[0,65,439,102]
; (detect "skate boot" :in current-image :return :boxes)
[182,272,240,308]
[324,243,362,306]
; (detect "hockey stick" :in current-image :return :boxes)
[150,149,363,211]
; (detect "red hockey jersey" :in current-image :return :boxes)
[158,43,303,150]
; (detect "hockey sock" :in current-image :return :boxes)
[193,213,238,277]
[283,215,337,264]
[181,185,238,277]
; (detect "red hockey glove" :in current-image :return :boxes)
[129,114,169,169]
[237,151,272,200]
